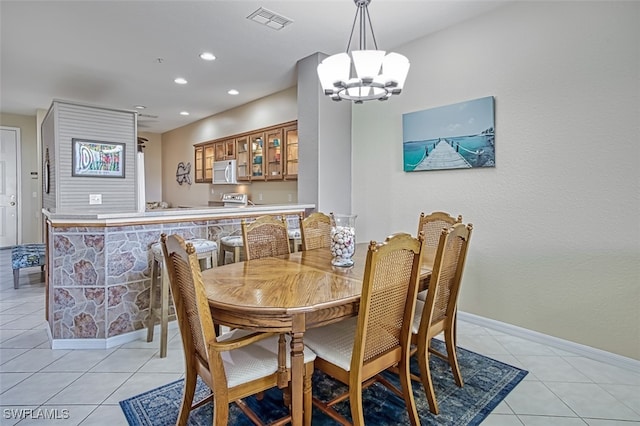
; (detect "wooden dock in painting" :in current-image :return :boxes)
[414,139,471,171]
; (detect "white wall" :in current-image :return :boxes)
[351,1,640,359]
[139,131,162,202]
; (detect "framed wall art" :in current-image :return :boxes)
[403,96,495,172]
[72,138,125,178]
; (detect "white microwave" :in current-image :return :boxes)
[212,160,238,185]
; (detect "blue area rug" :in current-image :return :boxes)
[120,340,527,425]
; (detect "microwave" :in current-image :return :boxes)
[212,160,238,185]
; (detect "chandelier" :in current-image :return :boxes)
[317,0,410,103]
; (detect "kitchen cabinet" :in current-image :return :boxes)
[235,135,250,181]
[249,132,265,180]
[265,128,283,180]
[194,120,297,183]
[215,139,235,161]
[203,144,215,182]
[194,146,204,182]
[284,124,298,180]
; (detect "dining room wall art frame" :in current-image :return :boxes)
[72,138,126,178]
[402,96,495,172]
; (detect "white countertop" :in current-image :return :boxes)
[43,204,315,225]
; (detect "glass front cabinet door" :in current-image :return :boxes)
[250,132,265,180]
[284,124,298,180]
[235,135,250,181]
[265,128,283,180]
[194,146,204,182]
[204,144,215,182]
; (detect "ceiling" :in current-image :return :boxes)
[0,0,507,134]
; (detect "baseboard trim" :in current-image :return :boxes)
[457,311,640,373]
[47,322,178,350]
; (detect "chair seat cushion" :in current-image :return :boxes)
[219,329,316,388]
[151,239,217,261]
[11,244,46,270]
[288,229,301,239]
[302,317,357,372]
[220,236,244,247]
[412,299,425,334]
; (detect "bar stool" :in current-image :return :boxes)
[147,238,217,358]
[288,228,302,253]
[218,235,244,265]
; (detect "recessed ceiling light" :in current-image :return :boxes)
[199,52,216,61]
[228,89,239,95]
[174,77,188,85]
[134,105,146,110]
[180,111,190,116]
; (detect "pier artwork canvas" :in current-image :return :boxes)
[403,96,495,172]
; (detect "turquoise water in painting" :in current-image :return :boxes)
[403,134,495,171]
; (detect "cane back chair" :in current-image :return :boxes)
[160,234,316,425]
[241,215,291,261]
[299,212,332,251]
[411,222,473,415]
[303,232,425,426]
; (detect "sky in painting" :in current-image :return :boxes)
[402,96,494,142]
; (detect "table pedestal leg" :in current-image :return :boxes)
[290,314,306,426]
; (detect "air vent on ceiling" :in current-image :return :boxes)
[247,7,293,30]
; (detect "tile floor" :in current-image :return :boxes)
[1,248,639,425]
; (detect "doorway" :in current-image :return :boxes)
[0,126,21,247]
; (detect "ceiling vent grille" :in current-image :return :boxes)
[247,7,293,30]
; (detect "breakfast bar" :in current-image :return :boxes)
[42,204,314,349]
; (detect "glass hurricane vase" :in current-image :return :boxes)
[330,213,357,267]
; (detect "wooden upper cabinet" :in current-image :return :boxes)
[193,120,297,183]
[194,146,204,183]
[283,124,298,180]
[265,128,284,180]
[203,144,215,182]
[215,139,235,161]
[249,132,265,180]
[236,135,251,181]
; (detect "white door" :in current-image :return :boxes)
[0,127,20,248]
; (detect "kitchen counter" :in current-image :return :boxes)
[43,203,315,225]
[42,204,314,349]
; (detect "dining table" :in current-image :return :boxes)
[200,242,434,426]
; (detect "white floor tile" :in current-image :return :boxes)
[598,383,640,415]
[546,382,640,421]
[41,349,116,372]
[0,348,29,365]
[88,348,157,373]
[0,405,39,426]
[104,372,182,403]
[504,381,576,417]
[515,355,592,383]
[564,357,640,386]
[0,348,69,373]
[493,335,559,356]
[78,404,129,425]
[0,372,32,391]
[482,413,525,425]
[0,372,83,405]
[518,415,587,425]
[46,372,132,405]
[585,419,640,425]
[1,329,49,349]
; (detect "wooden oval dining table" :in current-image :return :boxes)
[200,242,433,426]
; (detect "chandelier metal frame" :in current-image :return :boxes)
[317,0,410,103]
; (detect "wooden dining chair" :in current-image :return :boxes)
[411,222,473,415]
[160,233,316,425]
[303,232,425,426]
[417,211,462,259]
[241,215,291,260]
[299,212,332,251]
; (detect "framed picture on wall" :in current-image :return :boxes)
[402,96,495,172]
[72,139,125,178]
